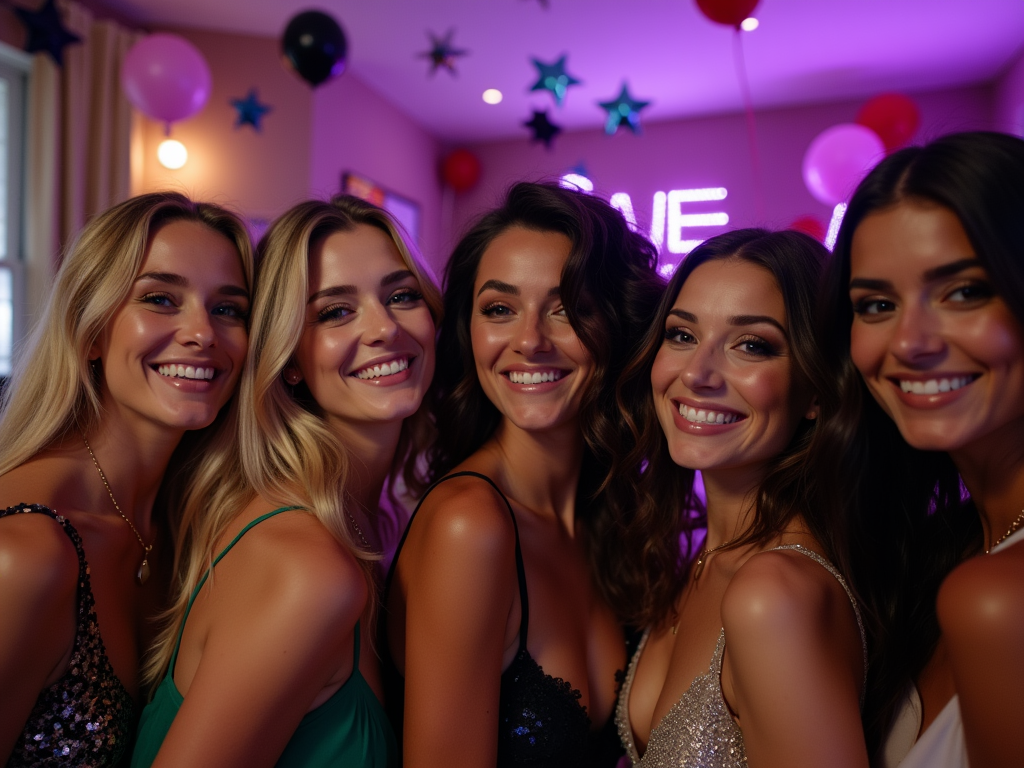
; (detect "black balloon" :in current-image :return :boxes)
[281,11,347,87]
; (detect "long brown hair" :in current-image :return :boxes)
[427,181,664,607]
[611,228,833,629]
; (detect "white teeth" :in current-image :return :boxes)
[157,364,214,380]
[678,403,739,424]
[354,357,409,380]
[900,376,972,394]
[508,370,563,384]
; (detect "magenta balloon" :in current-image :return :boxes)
[802,124,885,206]
[121,34,212,125]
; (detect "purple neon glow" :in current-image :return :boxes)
[609,192,638,229]
[825,203,847,251]
[559,173,594,193]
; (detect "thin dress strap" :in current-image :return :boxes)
[168,506,304,674]
[353,620,361,666]
[383,471,530,652]
[768,543,868,704]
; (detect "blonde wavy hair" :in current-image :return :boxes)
[144,196,442,688]
[0,191,254,481]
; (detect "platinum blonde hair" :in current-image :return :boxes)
[0,191,254,477]
[144,196,442,688]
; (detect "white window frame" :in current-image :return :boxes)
[0,42,30,378]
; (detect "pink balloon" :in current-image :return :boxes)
[802,124,885,206]
[122,34,212,125]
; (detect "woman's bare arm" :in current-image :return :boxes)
[721,550,869,768]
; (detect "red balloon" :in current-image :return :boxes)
[440,149,481,193]
[789,215,826,243]
[856,93,920,152]
[695,0,760,27]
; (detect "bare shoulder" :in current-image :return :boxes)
[218,507,367,631]
[722,547,844,636]
[412,474,517,556]
[938,543,1024,644]
[0,509,79,606]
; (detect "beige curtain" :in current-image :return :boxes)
[22,0,138,327]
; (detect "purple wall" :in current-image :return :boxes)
[310,73,444,274]
[994,50,1024,137]
[447,84,994,270]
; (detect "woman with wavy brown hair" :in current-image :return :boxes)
[613,229,868,768]
[380,181,663,768]
[0,192,253,766]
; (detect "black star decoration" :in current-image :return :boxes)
[524,110,561,149]
[598,82,651,135]
[529,55,581,107]
[419,29,468,77]
[15,0,81,67]
[230,89,272,132]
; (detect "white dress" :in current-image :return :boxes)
[886,526,1024,768]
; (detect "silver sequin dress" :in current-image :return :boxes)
[615,545,866,768]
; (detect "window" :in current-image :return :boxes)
[0,45,29,377]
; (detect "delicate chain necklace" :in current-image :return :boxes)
[83,436,154,585]
[346,508,370,549]
[986,509,1024,554]
[692,537,736,581]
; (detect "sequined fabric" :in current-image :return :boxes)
[2,504,134,767]
[616,545,866,768]
[498,647,591,768]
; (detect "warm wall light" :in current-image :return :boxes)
[741,17,759,31]
[158,139,188,169]
[482,88,503,104]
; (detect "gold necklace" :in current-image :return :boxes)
[83,436,154,585]
[692,536,736,581]
[346,508,370,549]
[986,509,1024,554]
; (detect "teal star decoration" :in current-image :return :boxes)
[420,29,468,77]
[230,89,272,132]
[524,110,561,149]
[529,55,581,107]
[15,0,81,66]
[598,82,651,135]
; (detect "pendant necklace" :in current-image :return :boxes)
[83,436,154,585]
[672,536,736,635]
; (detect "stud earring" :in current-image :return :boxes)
[283,369,301,386]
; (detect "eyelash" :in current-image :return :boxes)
[735,335,776,357]
[946,280,993,303]
[663,327,694,344]
[140,291,175,308]
[481,302,513,317]
[390,288,424,306]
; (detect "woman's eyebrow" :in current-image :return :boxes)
[477,279,518,297]
[136,271,186,286]
[729,314,786,335]
[922,257,982,282]
[668,309,697,322]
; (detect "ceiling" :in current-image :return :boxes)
[102,0,1024,142]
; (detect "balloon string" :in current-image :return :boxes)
[733,29,765,222]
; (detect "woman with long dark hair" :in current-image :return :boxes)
[613,229,868,768]
[380,181,663,768]
[0,193,253,765]
[816,131,1024,768]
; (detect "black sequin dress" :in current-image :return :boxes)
[380,472,622,768]
[2,504,134,767]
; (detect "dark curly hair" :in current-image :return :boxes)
[811,131,1024,761]
[426,181,664,606]
[612,229,834,629]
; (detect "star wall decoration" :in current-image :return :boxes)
[15,0,81,66]
[529,55,581,107]
[419,29,468,76]
[524,110,561,149]
[230,89,272,131]
[598,82,651,135]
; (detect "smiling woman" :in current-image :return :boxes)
[131,195,441,768]
[815,131,1024,768]
[613,229,868,768]
[380,181,664,768]
[0,192,253,766]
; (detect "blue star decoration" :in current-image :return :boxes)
[524,110,561,149]
[598,82,651,136]
[529,55,581,107]
[15,0,81,67]
[230,89,272,132]
[420,29,468,77]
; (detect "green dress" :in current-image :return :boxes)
[131,507,398,767]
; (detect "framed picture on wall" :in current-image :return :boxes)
[342,172,421,243]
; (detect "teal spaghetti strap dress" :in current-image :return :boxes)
[132,507,397,767]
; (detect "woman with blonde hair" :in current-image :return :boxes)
[132,195,441,768]
[0,191,253,766]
